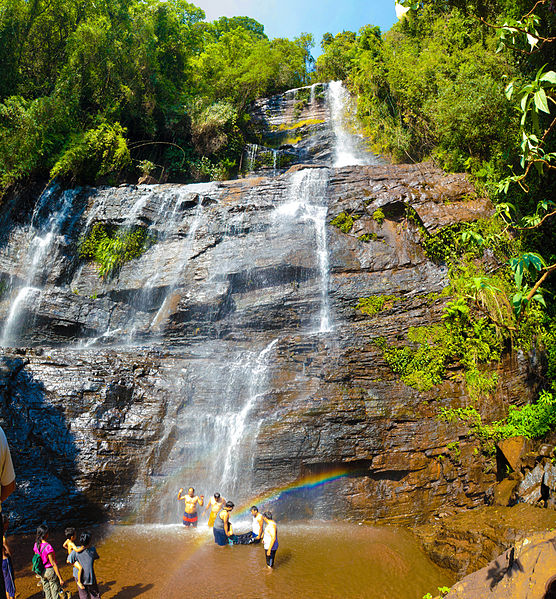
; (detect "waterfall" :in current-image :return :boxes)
[0,81,360,524]
[274,168,332,333]
[218,339,278,491]
[1,185,80,346]
[246,143,259,172]
[310,83,316,105]
[328,80,373,168]
[76,183,214,346]
[129,190,209,342]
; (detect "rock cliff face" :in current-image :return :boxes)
[0,84,541,531]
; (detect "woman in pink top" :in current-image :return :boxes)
[33,524,66,599]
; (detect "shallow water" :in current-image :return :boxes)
[11,522,453,599]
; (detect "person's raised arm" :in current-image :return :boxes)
[198,494,204,507]
[177,488,184,501]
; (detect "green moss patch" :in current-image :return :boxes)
[355,294,398,316]
[330,211,360,234]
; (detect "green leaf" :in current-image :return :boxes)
[532,292,546,308]
[511,292,526,316]
[540,71,556,85]
[505,81,514,100]
[510,257,524,288]
[523,252,545,271]
[534,89,550,114]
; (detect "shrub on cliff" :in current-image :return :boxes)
[50,123,131,185]
[79,222,154,279]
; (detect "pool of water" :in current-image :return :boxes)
[11,522,453,599]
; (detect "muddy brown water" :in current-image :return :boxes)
[9,522,453,599]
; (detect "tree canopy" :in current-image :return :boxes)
[0,0,313,188]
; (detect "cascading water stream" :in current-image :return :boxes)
[328,80,374,168]
[274,168,332,333]
[218,339,278,492]
[129,192,207,342]
[1,185,79,346]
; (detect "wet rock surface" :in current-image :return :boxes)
[0,160,539,531]
[442,527,556,598]
[414,504,556,578]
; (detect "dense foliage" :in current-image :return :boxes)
[0,0,313,190]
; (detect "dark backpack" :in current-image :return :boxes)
[32,550,46,577]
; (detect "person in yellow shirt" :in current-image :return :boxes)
[63,528,84,590]
[203,493,225,527]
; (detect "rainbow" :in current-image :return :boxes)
[234,467,353,517]
[126,465,356,525]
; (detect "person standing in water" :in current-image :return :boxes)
[203,493,225,527]
[262,512,278,568]
[68,531,101,599]
[33,524,66,599]
[250,506,264,544]
[213,501,234,546]
[177,487,204,527]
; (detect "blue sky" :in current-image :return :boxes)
[194,1,399,57]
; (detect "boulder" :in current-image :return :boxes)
[517,463,544,505]
[414,504,556,577]
[544,461,556,495]
[493,478,519,507]
[497,436,527,472]
[445,531,556,598]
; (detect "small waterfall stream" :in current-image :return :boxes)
[274,168,332,333]
[1,185,81,346]
[328,80,375,167]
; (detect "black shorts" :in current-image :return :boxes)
[265,549,277,567]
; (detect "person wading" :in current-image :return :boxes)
[262,512,278,568]
[33,524,67,599]
[232,505,264,545]
[213,501,234,546]
[203,493,225,527]
[177,487,204,527]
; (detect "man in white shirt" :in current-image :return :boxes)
[0,426,15,599]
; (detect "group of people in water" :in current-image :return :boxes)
[3,485,278,599]
[178,487,279,568]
